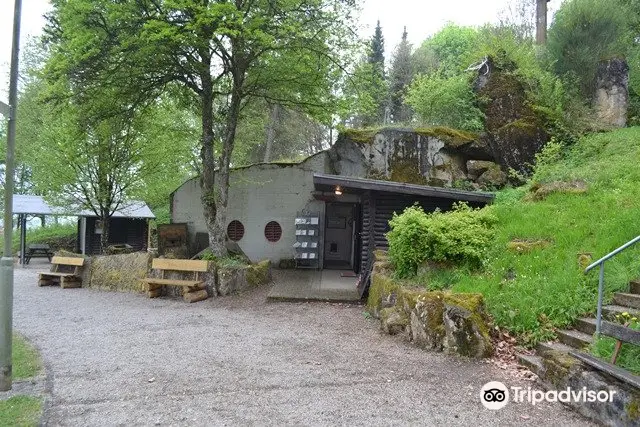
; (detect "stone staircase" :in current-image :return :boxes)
[517,279,640,374]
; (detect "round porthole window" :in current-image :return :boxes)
[264,221,282,243]
[226,220,245,241]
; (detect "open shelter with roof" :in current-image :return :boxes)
[12,195,155,263]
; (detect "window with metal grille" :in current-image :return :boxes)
[226,220,245,241]
[264,221,282,242]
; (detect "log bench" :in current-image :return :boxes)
[38,256,85,289]
[141,259,210,303]
[570,320,640,390]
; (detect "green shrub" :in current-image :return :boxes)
[387,203,497,278]
[406,74,484,132]
[547,0,632,97]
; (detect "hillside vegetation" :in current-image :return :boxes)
[442,127,640,345]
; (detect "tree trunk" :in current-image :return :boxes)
[99,212,110,254]
[536,0,548,45]
[213,84,243,257]
[263,103,280,163]
[199,68,221,256]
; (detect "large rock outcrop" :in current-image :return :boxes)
[594,58,629,128]
[330,127,501,189]
[474,57,549,174]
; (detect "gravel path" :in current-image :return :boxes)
[12,263,592,426]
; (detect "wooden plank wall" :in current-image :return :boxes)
[360,192,486,271]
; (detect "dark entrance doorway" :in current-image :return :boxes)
[323,202,359,270]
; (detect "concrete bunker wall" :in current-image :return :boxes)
[171,153,330,263]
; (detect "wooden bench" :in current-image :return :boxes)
[141,259,210,303]
[38,256,85,289]
[570,320,640,389]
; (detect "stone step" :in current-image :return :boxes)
[602,304,640,320]
[516,353,545,376]
[557,329,593,350]
[613,292,640,309]
[536,340,574,355]
[630,279,640,295]
[574,317,597,335]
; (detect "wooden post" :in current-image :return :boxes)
[536,0,549,45]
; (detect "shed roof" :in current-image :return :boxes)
[12,195,155,218]
[13,195,53,215]
[77,201,156,219]
[313,174,494,203]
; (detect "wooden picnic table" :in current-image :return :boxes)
[25,244,54,264]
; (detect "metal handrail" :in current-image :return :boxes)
[584,235,640,335]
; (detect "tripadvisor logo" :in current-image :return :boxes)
[480,381,509,410]
[480,381,617,409]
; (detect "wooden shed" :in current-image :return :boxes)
[312,174,494,276]
[77,202,155,255]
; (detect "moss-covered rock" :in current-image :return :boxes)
[411,291,446,350]
[476,164,508,189]
[474,58,550,173]
[489,119,548,174]
[367,267,401,318]
[527,180,588,201]
[380,307,409,335]
[506,239,552,254]
[415,126,478,148]
[442,293,493,358]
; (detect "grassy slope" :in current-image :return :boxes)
[450,127,640,345]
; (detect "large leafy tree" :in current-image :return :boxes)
[44,0,355,256]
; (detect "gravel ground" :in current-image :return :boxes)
[11,262,593,426]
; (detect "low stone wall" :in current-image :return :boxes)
[367,253,493,358]
[537,350,640,426]
[217,260,272,296]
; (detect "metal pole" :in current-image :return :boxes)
[595,262,605,336]
[0,0,23,391]
[19,215,26,266]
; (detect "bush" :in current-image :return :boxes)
[387,203,497,278]
[406,74,484,131]
[547,0,632,97]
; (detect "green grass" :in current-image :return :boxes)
[591,337,640,375]
[0,223,76,255]
[436,127,640,346]
[0,334,43,426]
[0,396,42,427]
[12,334,42,380]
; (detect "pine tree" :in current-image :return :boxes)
[363,20,388,125]
[369,20,385,71]
[389,27,414,123]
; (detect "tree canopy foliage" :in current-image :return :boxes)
[43,0,357,255]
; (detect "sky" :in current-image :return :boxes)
[0,0,565,99]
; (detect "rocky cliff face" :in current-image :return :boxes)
[329,127,507,190]
[594,58,629,128]
[475,57,549,174]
